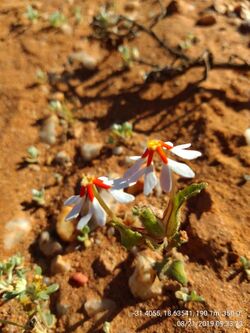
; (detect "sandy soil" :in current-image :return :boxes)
[0,0,249,332]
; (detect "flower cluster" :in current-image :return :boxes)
[65,175,134,229]
[118,140,202,195]
[64,139,201,229]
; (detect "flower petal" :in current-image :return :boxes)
[160,164,172,192]
[112,177,136,190]
[64,195,80,206]
[168,158,195,178]
[109,189,135,203]
[92,198,107,226]
[171,145,201,160]
[130,166,147,183]
[76,207,93,230]
[174,143,191,149]
[129,156,142,161]
[114,165,147,190]
[124,157,145,178]
[65,198,84,221]
[164,141,174,147]
[98,176,114,186]
[144,165,158,195]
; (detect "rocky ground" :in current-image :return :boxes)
[0,0,249,332]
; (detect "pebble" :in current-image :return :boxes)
[166,0,180,15]
[213,1,227,14]
[69,51,98,70]
[234,4,250,20]
[4,217,32,250]
[54,151,71,166]
[84,298,116,317]
[55,82,69,93]
[28,164,41,172]
[126,179,144,195]
[129,252,163,300]
[56,302,70,316]
[80,143,103,162]
[49,92,64,101]
[124,0,139,11]
[244,128,250,145]
[56,206,76,242]
[70,272,88,286]
[61,23,73,35]
[72,121,83,139]
[93,251,118,277]
[112,146,124,156]
[39,231,63,257]
[239,21,250,34]
[51,255,71,274]
[40,115,58,145]
[196,15,217,26]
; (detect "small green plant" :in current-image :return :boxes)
[240,256,250,280]
[175,287,204,302]
[74,7,83,25]
[25,146,39,164]
[0,255,59,332]
[49,100,74,124]
[49,11,66,28]
[32,188,45,206]
[118,45,140,68]
[92,6,121,42]
[53,172,63,185]
[108,122,133,144]
[36,69,48,84]
[178,33,198,51]
[155,257,188,286]
[63,138,205,302]
[25,5,39,22]
[77,226,91,248]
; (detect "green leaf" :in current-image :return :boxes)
[41,311,56,328]
[37,291,49,300]
[113,222,143,250]
[45,283,59,295]
[189,290,204,302]
[166,260,188,286]
[165,183,207,239]
[133,207,165,239]
[175,287,204,302]
[77,226,90,246]
[34,265,42,276]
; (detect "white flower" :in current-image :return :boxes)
[119,140,201,195]
[64,175,134,229]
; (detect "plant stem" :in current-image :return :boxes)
[162,174,176,229]
[92,185,115,219]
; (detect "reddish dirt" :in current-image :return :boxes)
[0,0,249,332]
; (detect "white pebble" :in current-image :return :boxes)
[244,128,250,145]
[4,218,32,250]
[40,115,58,145]
[51,255,71,274]
[39,231,63,257]
[54,151,71,165]
[84,298,116,317]
[80,143,103,162]
[129,253,163,300]
[69,51,98,70]
[112,146,124,156]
